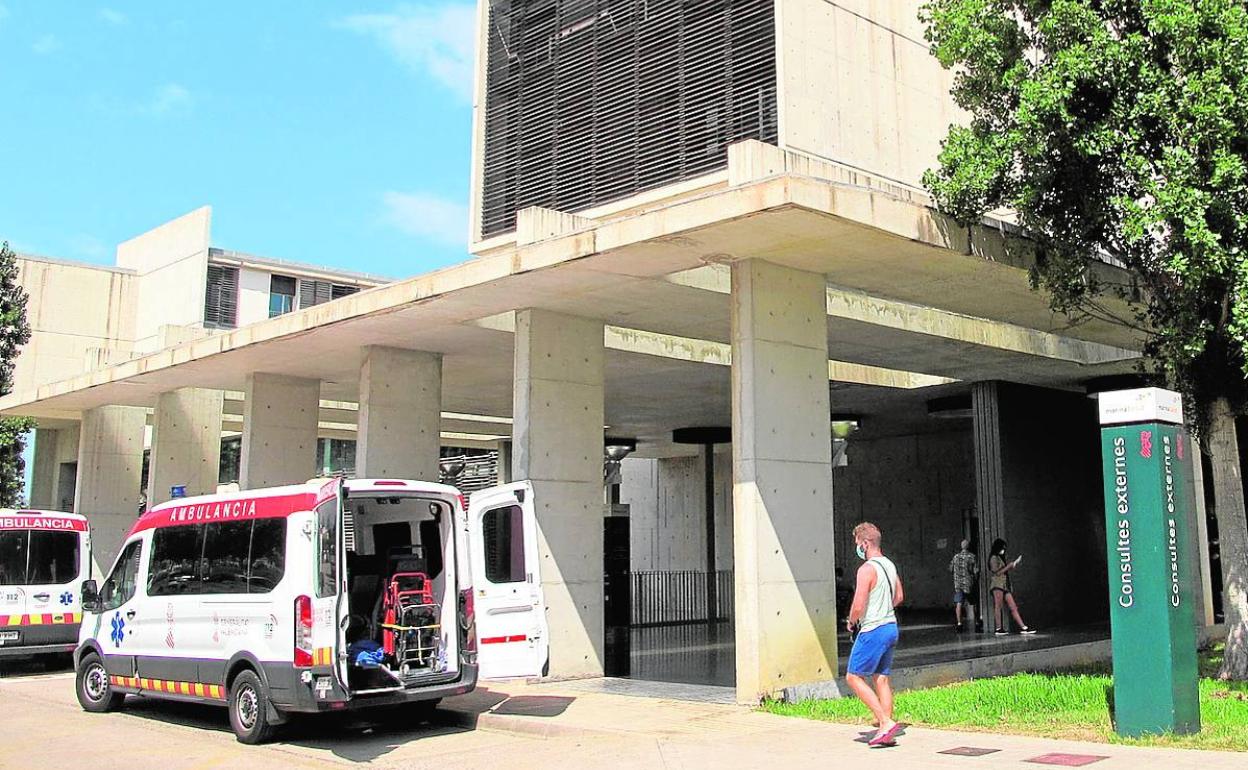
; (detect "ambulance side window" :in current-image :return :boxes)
[0,531,28,585]
[100,541,143,611]
[28,531,80,585]
[316,500,337,598]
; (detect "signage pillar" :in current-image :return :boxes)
[1099,388,1200,737]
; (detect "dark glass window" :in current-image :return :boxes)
[219,435,242,485]
[201,521,250,594]
[316,500,338,598]
[27,531,80,585]
[148,525,204,596]
[248,519,286,593]
[269,274,297,317]
[0,531,27,585]
[100,540,142,611]
[482,505,525,584]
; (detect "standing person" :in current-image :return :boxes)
[948,539,977,632]
[845,522,905,748]
[988,538,1037,635]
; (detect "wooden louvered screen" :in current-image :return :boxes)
[299,279,333,309]
[203,264,238,329]
[480,0,778,238]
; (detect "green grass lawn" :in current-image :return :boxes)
[763,646,1248,752]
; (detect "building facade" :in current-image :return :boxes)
[1,0,1222,704]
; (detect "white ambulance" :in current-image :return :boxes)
[0,509,90,658]
[74,478,549,743]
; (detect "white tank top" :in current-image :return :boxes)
[860,556,898,633]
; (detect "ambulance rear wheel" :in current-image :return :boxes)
[229,669,277,744]
[76,653,124,713]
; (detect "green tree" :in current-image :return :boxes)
[921,0,1248,679]
[0,242,35,507]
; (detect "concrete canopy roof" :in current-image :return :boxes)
[2,170,1141,452]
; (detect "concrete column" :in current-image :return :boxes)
[240,373,320,489]
[730,259,837,703]
[148,388,225,506]
[75,406,146,574]
[1190,439,1217,627]
[28,428,59,510]
[513,309,605,679]
[357,347,442,480]
[971,381,1006,620]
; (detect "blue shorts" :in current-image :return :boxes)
[953,590,968,604]
[847,622,898,677]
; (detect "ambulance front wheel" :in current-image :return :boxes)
[76,653,124,713]
[228,669,277,744]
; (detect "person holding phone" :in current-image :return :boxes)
[988,538,1036,636]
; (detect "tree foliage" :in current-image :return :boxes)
[920,0,1248,680]
[921,0,1248,426]
[0,242,34,507]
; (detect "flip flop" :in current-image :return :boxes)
[868,722,903,747]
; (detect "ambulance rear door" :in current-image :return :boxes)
[467,482,548,679]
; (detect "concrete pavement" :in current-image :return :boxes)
[0,665,1242,768]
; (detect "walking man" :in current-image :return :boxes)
[845,521,904,748]
[948,539,977,632]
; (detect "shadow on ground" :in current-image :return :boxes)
[100,685,574,764]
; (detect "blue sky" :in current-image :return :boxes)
[0,1,478,279]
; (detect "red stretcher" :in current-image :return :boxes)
[380,572,441,674]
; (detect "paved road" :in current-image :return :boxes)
[2,658,1244,769]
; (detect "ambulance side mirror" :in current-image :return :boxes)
[81,580,100,613]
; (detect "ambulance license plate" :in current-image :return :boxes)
[0,631,19,645]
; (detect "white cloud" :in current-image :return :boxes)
[99,8,128,26]
[68,235,109,262]
[381,191,468,247]
[338,3,476,101]
[31,34,60,55]
[142,83,193,116]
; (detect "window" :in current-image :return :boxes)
[27,531,80,585]
[100,541,142,611]
[482,505,525,584]
[316,499,338,598]
[219,435,241,485]
[248,519,286,592]
[269,275,296,317]
[204,265,239,329]
[299,279,331,309]
[317,438,356,476]
[148,525,204,596]
[331,284,360,300]
[148,520,286,596]
[201,521,250,593]
[0,531,28,586]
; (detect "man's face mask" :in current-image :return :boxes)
[855,542,867,560]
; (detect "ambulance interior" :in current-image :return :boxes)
[342,495,459,690]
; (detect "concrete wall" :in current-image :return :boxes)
[13,257,136,394]
[775,0,963,189]
[620,452,734,572]
[238,267,272,326]
[832,428,975,611]
[117,207,212,352]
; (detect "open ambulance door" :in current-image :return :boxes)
[467,481,549,679]
[311,477,353,694]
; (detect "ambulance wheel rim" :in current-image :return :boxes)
[84,661,109,702]
[237,684,259,730]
